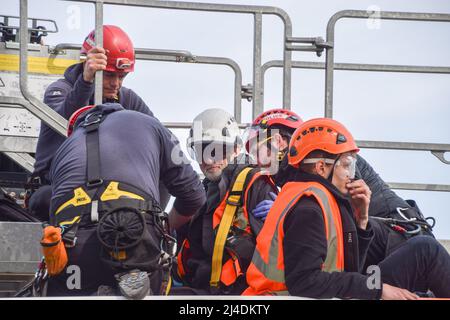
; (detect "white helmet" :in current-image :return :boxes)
[187,108,241,161]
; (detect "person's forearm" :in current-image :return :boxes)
[168,207,193,231]
[357,213,369,230]
[61,75,95,117]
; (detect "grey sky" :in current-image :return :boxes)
[3,0,450,238]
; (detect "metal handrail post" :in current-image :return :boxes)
[325,10,450,118]
[19,0,67,137]
[94,1,103,105]
[62,0,294,115]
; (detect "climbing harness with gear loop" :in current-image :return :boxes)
[370,199,436,256]
[41,106,176,297]
[177,165,275,293]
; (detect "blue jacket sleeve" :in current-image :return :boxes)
[43,73,95,119]
[157,124,205,217]
[120,87,154,117]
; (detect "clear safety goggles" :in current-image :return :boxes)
[302,153,357,180]
[333,153,357,180]
[188,143,236,164]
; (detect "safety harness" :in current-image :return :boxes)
[49,108,176,295]
[209,167,253,287]
[177,165,275,292]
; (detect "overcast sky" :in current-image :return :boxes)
[3,0,450,238]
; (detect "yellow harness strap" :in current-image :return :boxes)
[210,167,253,288]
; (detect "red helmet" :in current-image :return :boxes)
[67,105,95,136]
[244,108,303,152]
[81,25,135,73]
[288,118,359,167]
[252,108,303,131]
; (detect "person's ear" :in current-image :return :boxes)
[314,160,329,178]
[276,133,289,150]
[273,133,286,150]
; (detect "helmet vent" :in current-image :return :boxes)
[336,133,347,144]
[222,127,230,137]
[289,146,298,157]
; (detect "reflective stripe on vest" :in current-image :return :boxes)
[247,181,344,295]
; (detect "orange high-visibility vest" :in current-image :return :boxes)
[243,181,345,295]
[177,167,276,288]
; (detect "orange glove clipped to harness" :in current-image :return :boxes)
[40,226,68,276]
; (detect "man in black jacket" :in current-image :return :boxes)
[245,118,450,299]
[247,109,436,269]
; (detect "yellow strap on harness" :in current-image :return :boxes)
[55,187,91,215]
[210,167,253,288]
[100,182,145,201]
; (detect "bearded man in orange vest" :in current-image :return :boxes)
[244,118,450,299]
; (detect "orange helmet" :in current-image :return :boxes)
[288,118,359,167]
[67,105,95,136]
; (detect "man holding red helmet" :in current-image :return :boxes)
[28,26,157,221]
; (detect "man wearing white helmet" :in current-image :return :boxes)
[173,108,277,295]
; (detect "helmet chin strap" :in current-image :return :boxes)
[327,165,335,182]
[275,135,291,162]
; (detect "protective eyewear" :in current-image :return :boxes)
[189,143,235,164]
[333,153,357,180]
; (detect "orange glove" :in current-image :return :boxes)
[40,226,68,276]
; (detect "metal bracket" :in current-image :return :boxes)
[431,151,450,165]
[241,84,253,102]
[0,15,58,44]
[286,37,333,57]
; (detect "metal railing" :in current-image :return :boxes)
[8,0,296,173]
[8,2,450,194]
[325,10,450,117]
[259,10,450,192]
[62,0,297,119]
[53,44,244,122]
[260,60,450,165]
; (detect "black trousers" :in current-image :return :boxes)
[46,226,163,296]
[379,236,450,298]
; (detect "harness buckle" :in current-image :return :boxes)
[86,178,104,188]
[226,194,242,206]
[82,112,103,128]
[62,229,77,248]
